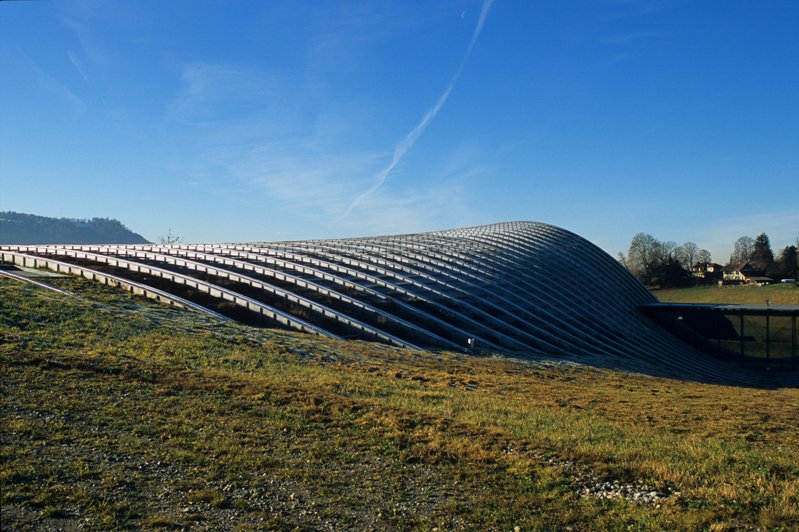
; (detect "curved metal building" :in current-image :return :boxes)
[2,221,793,384]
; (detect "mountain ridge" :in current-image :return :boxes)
[0,211,150,244]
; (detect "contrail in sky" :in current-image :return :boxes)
[67,50,89,81]
[341,0,495,219]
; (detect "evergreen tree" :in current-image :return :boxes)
[652,256,691,288]
[777,245,798,279]
[750,233,774,274]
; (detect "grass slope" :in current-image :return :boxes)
[655,283,799,305]
[2,277,798,529]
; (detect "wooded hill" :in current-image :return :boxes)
[0,212,149,245]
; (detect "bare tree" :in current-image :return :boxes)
[696,249,712,264]
[622,234,690,287]
[625,233,660,280]
[158,229,183,245]
[659,241,678,263]
[676,242,699,269]
[729,235,754,265]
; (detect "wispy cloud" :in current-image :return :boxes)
[67,50,89,81]
[597,29,661,66]
[599,0,692,22]
[232,145,380,213]
[19,49,87,115]
[599,30,660,45]
[340,0,495,219]
[164,6,490,239]
[468,0,495,53]
[212,135,477,237]
[166,63,276,125]
[61,15,112,66]
[343,180,473,236]
[169,114,478,239]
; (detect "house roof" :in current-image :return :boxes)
[691,262,722,270]
[725,262,760,274]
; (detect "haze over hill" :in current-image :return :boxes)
[0,212,149,245]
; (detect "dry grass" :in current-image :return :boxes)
[2,276,798,529]
[655,283,799,305]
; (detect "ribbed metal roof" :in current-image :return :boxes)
[3,221,795,385]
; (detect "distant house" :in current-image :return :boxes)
[723,262,773,285]
[691,262,723,280]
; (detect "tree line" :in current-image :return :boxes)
[618,232,798,288]
[0,211,150,245]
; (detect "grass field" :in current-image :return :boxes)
[2,276,799,529]
[654,284,799,361]
[655,283,799,305]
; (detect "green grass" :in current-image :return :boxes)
[655,283,799,305]
[655,284,798,361]
[2,276,799,529]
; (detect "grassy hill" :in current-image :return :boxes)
[2,276,798,529]
[655,283,799,305]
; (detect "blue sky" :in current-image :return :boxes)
[1,0,797,261]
